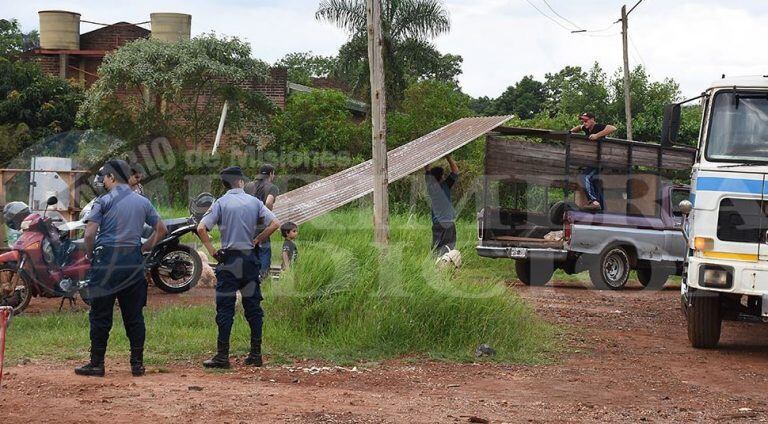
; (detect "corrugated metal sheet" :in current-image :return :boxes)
[273,115,512,224]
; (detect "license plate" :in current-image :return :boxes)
[507,248,527,258]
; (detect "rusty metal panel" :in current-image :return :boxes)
[273,115,512,225]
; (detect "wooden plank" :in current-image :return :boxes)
[487,136,695,173]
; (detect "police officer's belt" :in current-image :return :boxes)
[221,249,254,255]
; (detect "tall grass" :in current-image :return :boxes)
[262,209,552,362]
[5,209,554,365]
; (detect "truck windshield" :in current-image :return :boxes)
[706,91,768,163]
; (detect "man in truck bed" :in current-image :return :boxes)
[569,112,617,211]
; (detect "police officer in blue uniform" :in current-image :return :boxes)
[75,160,167,377]
[197,166,280,368]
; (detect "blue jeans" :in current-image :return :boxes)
[256,243,271,278]
[214,251,263,345]
[86,246,147,351]
[580,167,602,205]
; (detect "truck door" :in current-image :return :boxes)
[666,188,689,261]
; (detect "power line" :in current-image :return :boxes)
[627,0,645,16]
[614,0,646,23]
[575,31,621,38]
[581,21,620,33]
[628,34,647,69]
[523,0,574,32]
[541,0,583,31]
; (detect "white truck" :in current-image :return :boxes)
[673,76,768,348]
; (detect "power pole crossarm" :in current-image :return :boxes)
[621,4,633,140]
[367,0,390,245]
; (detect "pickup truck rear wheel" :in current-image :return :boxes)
[515,259,554,286]
[590,247,630,290]
[686,293,721,348]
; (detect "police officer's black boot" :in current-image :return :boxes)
[75,348,106,377]
[203,341,230,369]
[243,338,263,367]
[130,348,145,376]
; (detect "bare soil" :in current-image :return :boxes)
[4,280,768,423]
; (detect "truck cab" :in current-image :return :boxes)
[675,76,768,348]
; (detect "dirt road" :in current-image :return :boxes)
[3,281,768,423]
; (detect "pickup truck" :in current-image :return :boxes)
[475,128,696,289]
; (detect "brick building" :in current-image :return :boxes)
[28,20,288,109]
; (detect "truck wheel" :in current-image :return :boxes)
[515,259,554,286]
[686,293,721,348]
[589,247,630,290]
[637,263,670,290]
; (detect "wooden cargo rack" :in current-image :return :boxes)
[483,127,697,217]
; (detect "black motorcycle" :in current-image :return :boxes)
[140,192,214,293]
[69,192,214,295]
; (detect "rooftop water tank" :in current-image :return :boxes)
[38,10,81,50]
[150,13,191,42]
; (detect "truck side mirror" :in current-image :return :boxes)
[661,103,681,147]
[678,200,692,215]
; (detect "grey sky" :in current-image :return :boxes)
[9,0,768,99]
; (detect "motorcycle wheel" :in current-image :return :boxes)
[0,263,32,315]
[150,244,202,293]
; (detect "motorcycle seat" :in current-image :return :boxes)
[163,217,191,231]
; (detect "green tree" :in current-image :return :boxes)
[275,51,339,86]
[316,0,456,106]
[469,95,495,116]
[0,19,24,58]
[388,79,472,146]
[271,89,367,161]
[494,63,695,144]
[0,19,39,58]
[0,59,84,165]
[78,33,275,148]
[607,65,680,140]
[678,105,702,147]
[494,75,546,119]
[543,63,609,119]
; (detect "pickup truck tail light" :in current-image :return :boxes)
[564,215,572,241]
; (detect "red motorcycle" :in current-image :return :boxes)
[0,194,210,314]
[0,197,91,314]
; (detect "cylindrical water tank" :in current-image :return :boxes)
[150,13,191,42]
[39,10,81,50]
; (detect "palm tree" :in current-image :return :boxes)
[316,0,451,106]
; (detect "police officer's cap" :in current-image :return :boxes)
[220,166,247,185]
[102,159,132,184]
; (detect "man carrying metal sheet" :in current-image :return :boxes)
[569,112,617,211]
[425,155,459,255]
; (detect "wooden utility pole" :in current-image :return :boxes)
[367,0,389,245]
[621,4,633,140]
